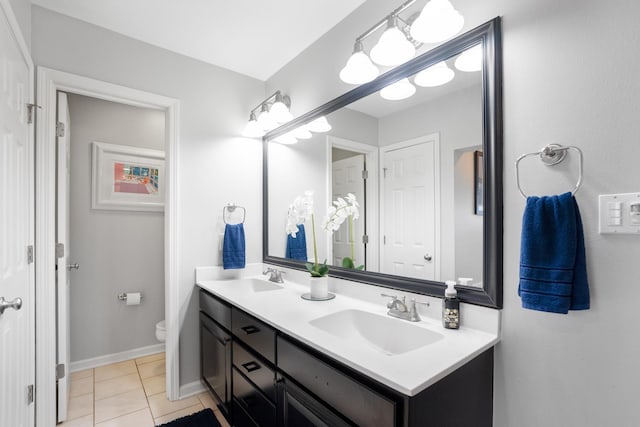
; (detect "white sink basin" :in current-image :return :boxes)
[309,309,443,356]
[224,278,283,292]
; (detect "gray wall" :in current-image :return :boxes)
[67,94,165,362]
[268,0,640,425]
[8,0,30,48]
[31,6,265,387]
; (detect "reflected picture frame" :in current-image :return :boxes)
[91,141,165,212]
[474,150,484,216]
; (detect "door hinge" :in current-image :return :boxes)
[361,169,368,180]
[56,243,65,259]
[56,122,65,138]
[27,245,34,264]
[362,234,369,244]
[27,384,34,404]
[382,167,388,179]
[26,103,41,125]
[383,235,386,245]
[56,363,66,380]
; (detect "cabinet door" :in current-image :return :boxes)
[280,377,353,427]
[200,312,231,412]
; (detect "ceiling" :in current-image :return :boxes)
[31,0,366,81]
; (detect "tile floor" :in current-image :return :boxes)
[61,352,230,427]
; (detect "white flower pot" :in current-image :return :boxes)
[309,276,329,299]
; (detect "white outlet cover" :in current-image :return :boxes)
[598,192,640,234]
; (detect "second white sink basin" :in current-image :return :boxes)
[309,309,443,356]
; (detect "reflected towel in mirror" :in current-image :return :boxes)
[286,224,308,261]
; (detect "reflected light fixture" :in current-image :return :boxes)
[291,125,313,139]
[307,116,332,132]
[410,0,464,43]
[454,44,482,72]
[380,78,416,100]
[414,61,455,87]
[339,0,464,85]
[242,90,292,137]
[273,133,298,145]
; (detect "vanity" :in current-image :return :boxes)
[197,265,499,427]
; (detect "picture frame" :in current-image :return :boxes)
[92,141,165,212]
[474,150,484,216]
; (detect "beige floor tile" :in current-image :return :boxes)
[141,374,166,397]
[95,360,138,382]
[94,388,148,424]
[95,372,143,401]
[95,408,154,427]
[214,409,231,427]
[153,403,203,426]
[137,359,165,379]
[70,368,94,381]
[59,414,93,427]
[148,393,201,418]
[70,375,93,398]
[197,391,218,410]
[135,352,165,366]
[67,393,94,421]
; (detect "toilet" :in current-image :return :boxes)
[155,320,166,342]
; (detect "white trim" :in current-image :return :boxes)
[69,344,166,372]
[35,67,181,426]
[379,134,441,280]
[179,380,206,399]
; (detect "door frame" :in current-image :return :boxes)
[379,133,441,281]
[35,68,181,426]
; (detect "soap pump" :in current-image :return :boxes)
[442,280,460,329]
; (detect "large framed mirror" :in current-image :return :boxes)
[263,17,502,308]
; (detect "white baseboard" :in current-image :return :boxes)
[179,380,206,400]
[70,343,165,372]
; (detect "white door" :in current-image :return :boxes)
[56,92,72,422]
[381,139,437,280]
[331,154,366,269]
[0,4,35,426]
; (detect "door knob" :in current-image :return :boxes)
[67,263,79,271]
[0,297,22,315]
[424,254,433,261]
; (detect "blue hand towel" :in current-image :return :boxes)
[286,224,307,261]
[223,223,245,269]
[518,192,590,314]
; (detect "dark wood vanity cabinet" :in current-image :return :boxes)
[199,289,494,427]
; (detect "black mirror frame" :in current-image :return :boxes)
[262,17,503,308]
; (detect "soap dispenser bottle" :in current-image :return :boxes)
[442,280,460,329]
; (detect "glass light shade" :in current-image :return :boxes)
[273,133,298,145]
[409,0,464,44]
[454,44,482,72]
[380,78,416,100]
[370,24,415,66]
[242,116,265,138]
[270,100,293,123]
[414,61,455,87]
[292,125,312,139]
[339,51,379,84]
[307,116,332,132]
[257,107,278,131]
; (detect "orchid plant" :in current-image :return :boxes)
[322,193,363,270]
[286,191,329,277]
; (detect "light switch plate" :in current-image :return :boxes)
[599,192,640,234]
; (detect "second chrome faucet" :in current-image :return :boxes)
[381,293,429,322]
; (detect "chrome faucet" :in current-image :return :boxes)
[263,267,285,283]
[381,293,429,322]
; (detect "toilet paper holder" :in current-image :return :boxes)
[117,292,143,302]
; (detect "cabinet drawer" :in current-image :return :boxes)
[278,336,396,427]
[233,341,276,402]
[199,289,231,330]
[233,368,276,427]
[232,308,276,364]
[232,398,259,427]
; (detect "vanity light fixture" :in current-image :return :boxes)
[414,61,455,87]
[339,0,464,85]
[454,44,482,72]
[380,78,416,100]
[242,90,293,137]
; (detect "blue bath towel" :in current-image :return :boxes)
[286,224,307,261]
[518,192,590,313]
[223,223,245,269]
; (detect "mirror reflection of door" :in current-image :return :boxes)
[381,135,439,280]
[331,150,366,269]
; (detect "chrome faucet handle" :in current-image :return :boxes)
[407,298,430,322]
[381,293,407,311]
[263,267,285,283]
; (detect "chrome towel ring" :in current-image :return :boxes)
[515,144,583,199]
[223,203,246,224]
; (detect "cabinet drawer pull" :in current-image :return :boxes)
[241,325,260,335]
[241,361,261,373]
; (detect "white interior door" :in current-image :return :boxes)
[381,139,437,280]
[331,154,366,268]
[0,4,35,426]
[56,92,72,422]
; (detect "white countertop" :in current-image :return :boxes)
[195,264,500,396]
